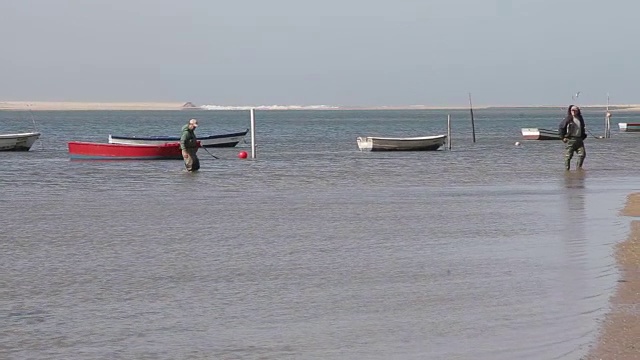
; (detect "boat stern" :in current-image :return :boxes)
[356,137,373,151]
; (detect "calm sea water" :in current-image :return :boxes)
[2,108,640,359]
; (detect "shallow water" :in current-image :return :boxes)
[1,108,639,359]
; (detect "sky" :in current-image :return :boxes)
[0,0,638,107]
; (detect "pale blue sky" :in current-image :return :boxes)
[0,0,637,106]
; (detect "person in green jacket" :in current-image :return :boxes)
[180,118,200,171]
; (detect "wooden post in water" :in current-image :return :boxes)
[605,93,611,139]
[468,92,476,143]
[447,114,452,150]
[28,103,44,150]
[250,108,256,159]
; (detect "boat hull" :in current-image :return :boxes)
[521,128,561,140]
[0,132,41,151]
[357,135,447,151]
[108,129,248,148]
[618,123,640,132]
[68,142,185,160]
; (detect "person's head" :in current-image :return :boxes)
[568,105,581,116]
[188,118,198,130]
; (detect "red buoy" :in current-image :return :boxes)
[238,150,248,159]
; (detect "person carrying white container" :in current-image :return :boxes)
[558,105,587,171]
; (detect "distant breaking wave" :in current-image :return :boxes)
[199,104,340,110]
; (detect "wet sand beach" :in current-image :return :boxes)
[586,193,640,359]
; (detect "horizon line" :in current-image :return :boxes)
[0,100,636,111]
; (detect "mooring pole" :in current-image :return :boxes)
[468,92,476,143]
[250,108,256,159]
[447,114,452,150]
[604,93,611,139]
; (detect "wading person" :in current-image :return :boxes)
[558,105,587,171]
[180,118,200,171]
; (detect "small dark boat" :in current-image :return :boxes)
[108,129,248,148]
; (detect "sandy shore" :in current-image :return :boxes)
[0,101,187,111]
[0,101,486,111]
[2,101,640,111]
[585,193,640,359]
[608,106,640,112]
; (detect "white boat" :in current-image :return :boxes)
[108,129,248,148]
[0,132,41,151]
[618,123,640,132]
[521,128,561,140]
[356,135,447,151]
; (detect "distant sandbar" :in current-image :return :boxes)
[0,101,186,111]
[1,101,639,111]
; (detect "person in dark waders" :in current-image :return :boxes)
[558,105,587,171]
[180,118,200,172]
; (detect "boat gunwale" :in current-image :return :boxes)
[0,132,41,139]
[358,134,447,141]
[109,129,248,141]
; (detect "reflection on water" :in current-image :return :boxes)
[560,170,588,315]
[563,170,587,213]
[564,170,587,189]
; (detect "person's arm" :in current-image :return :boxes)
[558,117,568,140]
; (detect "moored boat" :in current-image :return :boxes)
[618,123,640,132]
[356,134,447,151]
[521,128,561,140]
[68,141,187,160]
[0,132,41,151]
[108,129,248,148]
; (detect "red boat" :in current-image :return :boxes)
[68,141,190,160]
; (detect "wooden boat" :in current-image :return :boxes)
[68,141,188,160]
[618,123,640,132]
[108,129,248,148]
[521,128,561,140]
[0,132,41,151]
[356,135,447,151]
